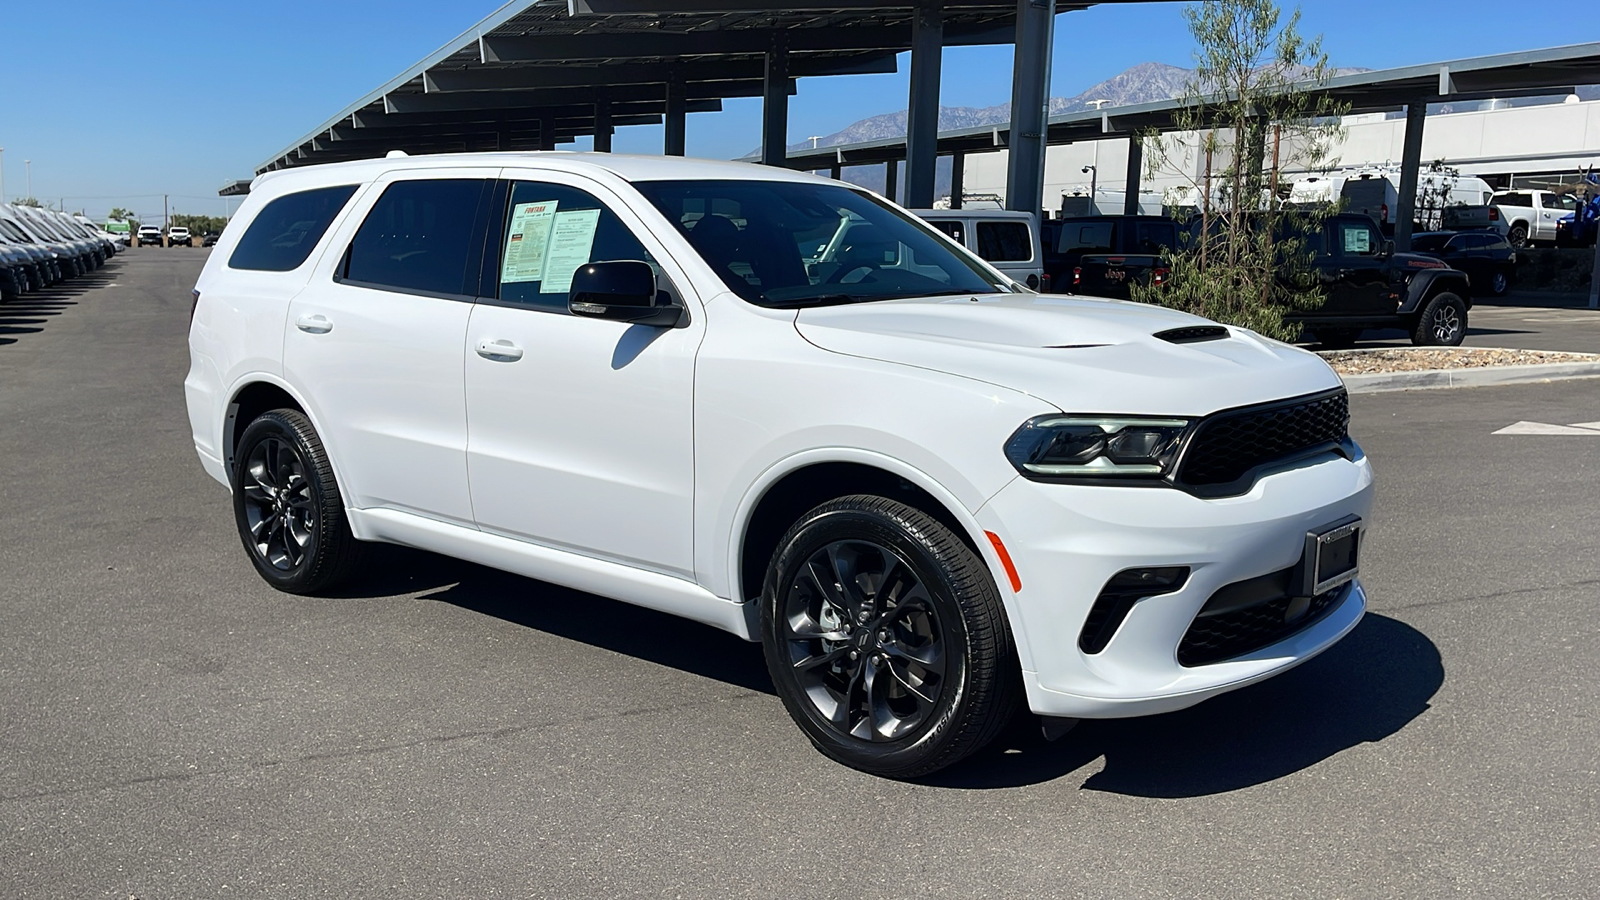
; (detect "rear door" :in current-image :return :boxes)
[282,169,495,527]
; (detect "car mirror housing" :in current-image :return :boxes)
[1380,240,1396,258]
[568,260,685,327]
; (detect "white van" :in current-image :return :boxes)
[911,209,1046,290]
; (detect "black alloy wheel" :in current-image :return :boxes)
[1412,292,1467,347]
[1507,223,1528,248]
[1489,270,1509,296]
[232,409,365,593]
[762,495,1019,778]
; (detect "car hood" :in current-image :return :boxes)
[793,293,1343,416]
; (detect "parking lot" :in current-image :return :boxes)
[3,249,1597,898]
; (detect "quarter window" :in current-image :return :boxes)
[342,179,488,297]
[976,221,1032,262]
[927,220,965,244]
[229,185,357,272]
[492,181,656,312]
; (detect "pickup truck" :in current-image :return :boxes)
[1491,190,1581,247]
[138,225,164,247]
[167,226,193,247]
[1044,215,1178,298]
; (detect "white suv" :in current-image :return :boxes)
[186,153,1373,777]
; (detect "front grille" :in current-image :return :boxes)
[1177,588,1341,666]
[1177,390,1349,490]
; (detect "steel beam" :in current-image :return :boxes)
[424,54,893,94]
[1004,0,1054,214]
[594,89,614,152]
[384,81,774,116]
[761,34,790,166]
[884,160,899,203]
[569,0,1014,13]
[1123,136,1143,215]
[904,0,944,209]
[481,20,1014,62]
[950,151,965,208]
[1395,98,1427,251]
[665,73,687,156]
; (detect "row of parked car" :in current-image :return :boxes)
[136,224,219,248]
[0,205,123,299]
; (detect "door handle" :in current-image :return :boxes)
[475,338,523,362]
[295,314,333,334]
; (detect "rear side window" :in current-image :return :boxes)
[229,185,357,272]
[1136,221,1176,253]
[976,221,1032,262]
[342,179,488,297]
[1059,222,1113,254]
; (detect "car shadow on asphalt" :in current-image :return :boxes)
[922,613,1442,795]
[333,544,776,696]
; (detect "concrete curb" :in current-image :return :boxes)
[1342,360,1600,394]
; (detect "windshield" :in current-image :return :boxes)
[633,179,1009,307]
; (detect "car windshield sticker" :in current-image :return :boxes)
[540,209,603,294]
[1343,226,1372,254]
[501,200,559,284]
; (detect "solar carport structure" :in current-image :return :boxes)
[252,0,1153,214]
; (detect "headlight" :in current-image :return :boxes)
[1004,415,1192,479]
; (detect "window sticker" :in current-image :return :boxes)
[540,208,603,294]
[501,200,559,283]
[1343,226,1372,254]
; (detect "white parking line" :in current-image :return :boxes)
[1492,420,1600,435]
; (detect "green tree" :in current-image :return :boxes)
[1134,0,1347,340]
[15,197,44,208]
[171,213,228,235]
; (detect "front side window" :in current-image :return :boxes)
[342,179,487,296]
[492,181,657,312]
[634,179,1006,307]
[229,184,357,272]
[1336,221,1380,257]
[977,221,1032,262]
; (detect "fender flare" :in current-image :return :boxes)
[725,447,1035,673]
[1399,269,1472,314]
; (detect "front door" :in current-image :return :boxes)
[464,174,703,579]
[1326,217,1396,317]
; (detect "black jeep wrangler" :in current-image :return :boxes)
[1289,213,1472,348]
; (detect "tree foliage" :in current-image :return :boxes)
[171,213,228,235]
[1134,0,1347,341]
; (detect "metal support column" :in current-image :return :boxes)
[904,0,944,208]
[593,89,613,153]
[885,160,899,204]
[664,72,687,157]
[538,116,556,152]
[830,163,842,181]
[1395,98,1427,251]
[1005,0,1055,214]
[760,33,790,167]
[950,152,965,209]
[1123,136,1143,216]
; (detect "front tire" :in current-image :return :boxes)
[1411,292,1468,346]
[231,409,365,593]
[1489,269,1509,296]
[760,495,1019,778]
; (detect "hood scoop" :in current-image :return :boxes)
[1154,325,1229,344]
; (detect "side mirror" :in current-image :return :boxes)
[568,260,683,326]
[1380,240,1395,258]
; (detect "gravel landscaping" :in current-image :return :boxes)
[1318,347,1600,376]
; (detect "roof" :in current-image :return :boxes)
[245,150,839,196]
[252,0,1117,176]
[773,41,1600,167]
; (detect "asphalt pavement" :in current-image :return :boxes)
[1342,290,1600,354]
[3,248,1597,898]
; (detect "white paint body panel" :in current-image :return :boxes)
[186,151,1374,720]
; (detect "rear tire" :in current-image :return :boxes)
[231,409,366,594]
[1411,292,1468,346]
[1507,223,1528,248]
[1489,270,1509,296]
[761,495,1020,778]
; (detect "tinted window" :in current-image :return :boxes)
[927,220,965,243]
[229,185,358,272]
[1550,193,1580,211]
[1336,220,1380,257]
[635,180,1004,307]
[1412,234,1451,252]
[493,181,656,312]
[1060,222,1114,254]
[1496,192,1532,208]
[343,179,486,296]
[976,221,1032,262]
[1136,221,1176,253]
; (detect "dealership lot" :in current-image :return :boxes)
[2,250,1597,898]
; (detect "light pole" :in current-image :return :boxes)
[25,159,33,201]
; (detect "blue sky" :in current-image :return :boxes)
[0,1,1590,221]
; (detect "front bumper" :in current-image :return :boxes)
[977,449,1375,719]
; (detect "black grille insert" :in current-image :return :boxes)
[1155,325,1229,344]
[1177,389,1349,491]
[1177,586,1342,667]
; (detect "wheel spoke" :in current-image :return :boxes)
[884,639,945,677]
[827,543,866,610]
[803,558,849,615]
[792,646,851,672]
[882,657,937,707]
[789,621,849,642]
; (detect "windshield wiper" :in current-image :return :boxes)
[760,293,873,308]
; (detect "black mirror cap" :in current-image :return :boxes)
[570,260,657,310]
[1381,240,1396,258]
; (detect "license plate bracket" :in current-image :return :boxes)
[1300,515,1361,597]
